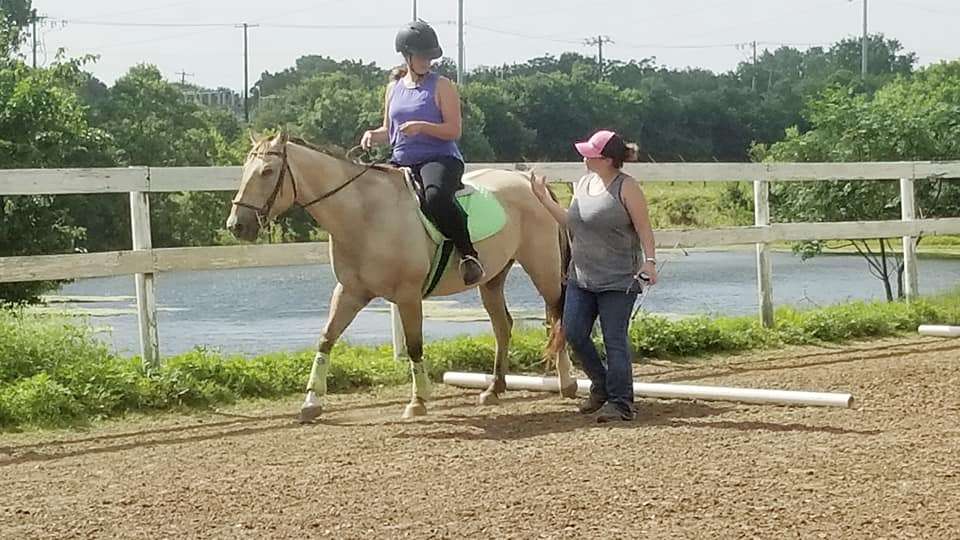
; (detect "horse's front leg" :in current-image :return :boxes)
[299,283,371,423]
[395,298,430,419]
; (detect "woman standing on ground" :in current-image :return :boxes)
[530,129,658,422]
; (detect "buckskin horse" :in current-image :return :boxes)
[226,131,577,421]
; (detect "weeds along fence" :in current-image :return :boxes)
[2,161,960,366]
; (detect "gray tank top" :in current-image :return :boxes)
[567,173,643,292]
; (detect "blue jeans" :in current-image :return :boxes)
[563,283,638,411]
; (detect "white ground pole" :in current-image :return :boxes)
[442,372,854,408]
[918,325,960,338]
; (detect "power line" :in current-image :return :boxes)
[888,0,960,17]
[91,27,233,52]
[616,41,743,50]
[54,18,448,30]
[464,22,582,45]
[86,0,197,20]
[56,19,237,28]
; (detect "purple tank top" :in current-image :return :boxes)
[388,72,463,166]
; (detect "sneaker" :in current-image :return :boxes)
[578,394,607,414]
[596,402,636,423]
[459,255,485,286]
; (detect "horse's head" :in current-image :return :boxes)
[226,130,297,242]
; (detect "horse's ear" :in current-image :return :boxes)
[248,129,259,145]
[275,127,289,145]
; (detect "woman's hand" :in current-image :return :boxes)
[398,121,426,136]
[637,260,658,285]
[529,170,549,202]
[360,128,386,149]
[360,130,375,149]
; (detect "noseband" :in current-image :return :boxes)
[231,144,373,223]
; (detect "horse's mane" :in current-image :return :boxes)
[254,134,395,173]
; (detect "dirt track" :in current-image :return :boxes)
[2,337,959,539]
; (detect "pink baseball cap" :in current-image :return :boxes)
[574,129,616,159]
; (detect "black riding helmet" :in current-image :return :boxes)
[395,20,443,60]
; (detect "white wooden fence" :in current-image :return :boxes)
[2,161,960,366]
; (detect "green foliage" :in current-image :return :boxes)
[3,288,959,430]
[0,0,32,60]
[760,60,960,298]
[0,58,116,304]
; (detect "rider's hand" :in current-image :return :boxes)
[398,121,425,136]
[360,130,375,150]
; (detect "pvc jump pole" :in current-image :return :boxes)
[918,325,960,338]
[442,372,855,408]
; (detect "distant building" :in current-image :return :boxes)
[181,87,243,118]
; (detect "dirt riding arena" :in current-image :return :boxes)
[2,337,959,539]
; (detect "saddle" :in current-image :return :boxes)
[395,167,507,297]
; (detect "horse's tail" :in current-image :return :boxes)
[544,184,570,360]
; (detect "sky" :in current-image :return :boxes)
[25,0,960,92]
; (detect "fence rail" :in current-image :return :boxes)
[4,161,960,194]
[2,161,959,366]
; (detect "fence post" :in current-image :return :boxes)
[754,172,775,328]
[900,176,919,301]
[130,187,159,368]
[390,303,408,361]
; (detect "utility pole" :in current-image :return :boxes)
[176,70,194,85]
[236,23,259,122]
[31,9,38,68]
[584,35,613,81]
[413,0,417,20]
[751,40,757,92]
[861,0,868,77]
[457,0,464,85]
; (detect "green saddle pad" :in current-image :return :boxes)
[417,180,507,297]
[417,181,507,245]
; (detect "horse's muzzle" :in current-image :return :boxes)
[226,206,259,242]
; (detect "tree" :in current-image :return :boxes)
[461,83,535,161]
[757,61,960,300]
[0,0,31,61]
[0,59,115,304]
[86,64,243,250]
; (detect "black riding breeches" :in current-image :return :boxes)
[412,156,476,258]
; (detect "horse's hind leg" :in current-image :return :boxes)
[299,283,371,423]
[478,262,514,406]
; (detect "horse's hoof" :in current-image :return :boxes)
[402,399,428,419]
[560,383,579,399]
[478,390,500,406]
[298,404,323,424]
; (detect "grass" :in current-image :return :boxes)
[2,287,959,432]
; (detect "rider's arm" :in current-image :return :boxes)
[366,81,395,145]
[415,76,462,140]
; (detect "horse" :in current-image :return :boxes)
[226,131,577,420]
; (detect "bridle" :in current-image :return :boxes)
[231,143,373,224]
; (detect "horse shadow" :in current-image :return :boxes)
[390,398,881,442]
[390,400,730,442]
